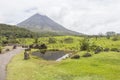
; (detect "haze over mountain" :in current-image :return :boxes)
[17,13,81,35]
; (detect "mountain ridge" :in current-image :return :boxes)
[17,13,82,35]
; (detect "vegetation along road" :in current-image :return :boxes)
[0,47,24,80]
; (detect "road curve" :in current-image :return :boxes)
[0,47,24,80]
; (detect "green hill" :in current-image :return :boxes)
[0,24,37,38]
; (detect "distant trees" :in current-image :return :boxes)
[106,31,116,36]
[106,31,116,39]
[105,31,120,41]
[0,24,37,38]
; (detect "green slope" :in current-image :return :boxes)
[0,24,36,38]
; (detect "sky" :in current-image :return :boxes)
[0,0,120,34]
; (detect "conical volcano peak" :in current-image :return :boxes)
[17,13,81,35]
[32,13,46,17]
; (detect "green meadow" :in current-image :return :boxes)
[6,36,120,80]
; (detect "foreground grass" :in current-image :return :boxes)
[7,52,120,80]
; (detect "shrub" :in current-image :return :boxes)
[29,44,34,48]
[40,49,47,54]
[106,35,110,39]
[117,50,120,52]
[6,48,10,51]
[111,48,119,52]
[64,37,73,43]
[82,53,92,57]
[48,49,59,51]
[104,48,109,52]
[80,38,90,51]
[34,38,39,44]
[39,44,47,54]
[48,37,56,43]
[94,46,103,54]
[59,40,63,43]
[90,44,97,51]
[39,44,47,49]
[0,47,2,54]
[34,44,40,49]
[22,45,29,48]
[112,36,119,41]
[71,54,80,59]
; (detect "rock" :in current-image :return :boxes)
[25,48,31,51]
[82,53,92,57]
[71,54,80,59]
[104,48,109,52]
[24,51,30,60]
[13,45,17,49]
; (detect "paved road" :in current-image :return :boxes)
[0,47,24,80]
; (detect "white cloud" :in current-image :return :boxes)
[0,0,120,34]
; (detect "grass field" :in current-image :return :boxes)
[6,36,120,80]
[7,51,120,80]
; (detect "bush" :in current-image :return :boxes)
[80,38,90,51]
[39,44,47,49]
[0,47,2,54]
[82,53,92,57]
[48,37,56,43]
[112,36,119,41]
[71,54,80,59]
[29,44,34,48]
[64,37,73,43]
[48,49,59,51]
[34,44,40,49]
[94,46,103,54]
[59,40,63,43]
[104,48,109,52]
[90,44,97,51]
[22,45,29,48]
[111,48,119,52]
[106,35,110,39]
[39,44,47,54]
[6,48,10,51]
[40,49,47,54]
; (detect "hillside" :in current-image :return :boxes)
[0,24,36,38]
[17,13,82,35]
